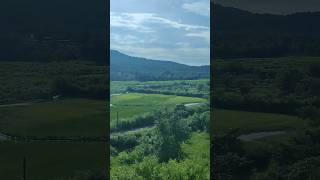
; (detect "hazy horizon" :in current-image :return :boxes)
[111,49,209,67]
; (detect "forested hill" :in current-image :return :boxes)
[0,0,107,64]
[110,50,210,81]
[212,4,320,58]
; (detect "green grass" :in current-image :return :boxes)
[212,109,305,135]
[0,142,106,180]
[0,98,108,137]
[182,132,210,160]
[110,93,207,127]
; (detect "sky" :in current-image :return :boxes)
[110,0,210,66]
[214,0,320,15]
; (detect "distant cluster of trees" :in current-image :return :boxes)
[213,58,320,116]
[111,71,209,82]
[124,80,210,99]
[128,88,206,98]
[52,75,108,100]
[0,61,108,104]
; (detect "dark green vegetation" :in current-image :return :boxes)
[212,3,320,179]
[111,132,210,179]
[110,59,211,178]
[0,0,107,64]
[0,1,107,178]
[0,61,108,104]
[0,142,106,180]
[213,4,320,59]
[0,61,108,180]
[0,99,107,138]
[111,79,209,98]
[111,50,209,81]
[110,93,206,131]
[212,57,320,179]
[212,109,304,135]
[110,101,210,179]
[213,57,320,115]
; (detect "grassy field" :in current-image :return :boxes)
[110,93,207,127]
[0,98,108,137]
[0,98,108,179]
[0,99,108,137]
[0,142,106,180]
[182,132,210,161]
[212,109,305,135]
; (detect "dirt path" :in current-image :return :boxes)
[0,102,33,108]
[0,132,9,141]
[184,102,206,107]
[237,131,286,142]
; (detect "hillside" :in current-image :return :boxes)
[110,50,210,81]
[212,4,320,58]
[0,0,107,63]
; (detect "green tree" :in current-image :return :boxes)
[155,106,191,162]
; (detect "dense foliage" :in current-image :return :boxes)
[213,57,320,115]
[0,61,108,104]
[111,105,210,179]
[111,80,209,98]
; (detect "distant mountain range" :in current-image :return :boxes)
[110,50,210,81]
[212,4,320,58]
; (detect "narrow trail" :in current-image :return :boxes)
[0,102,32,108]
[184,102,206,107]
[0,132,9,141]
[237,131,286,142]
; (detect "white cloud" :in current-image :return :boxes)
[186,30,210,42]
[111,33,157,45]
[182,1,210,17]
[110,12,154,32]
[110,12,209,33]
[147,15,208,31]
